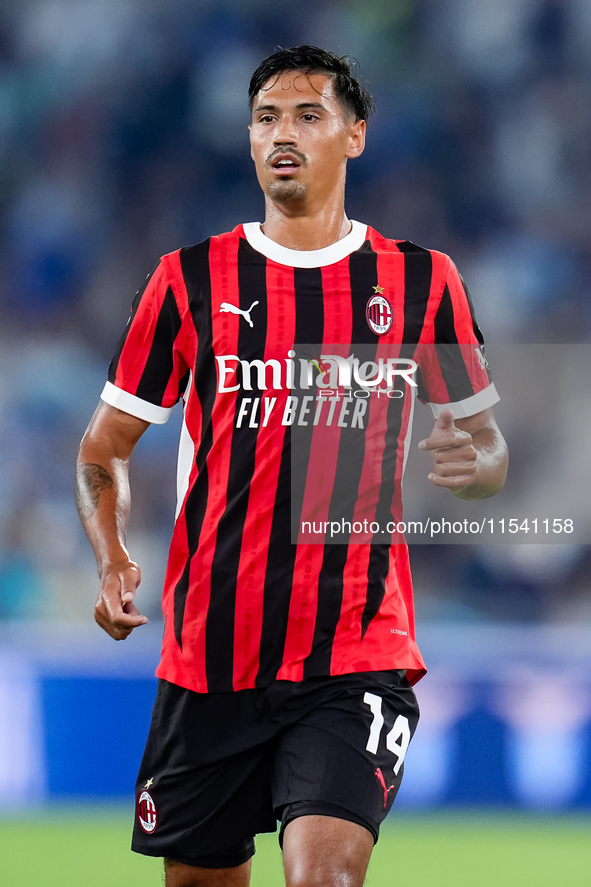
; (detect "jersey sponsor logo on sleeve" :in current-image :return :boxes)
[366,290,393,336]
[138,790,158,834]
[475,345,489,369]
[219,300,259,328]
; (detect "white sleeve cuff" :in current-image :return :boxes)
[100,381,173,424]
[426,382,500,419]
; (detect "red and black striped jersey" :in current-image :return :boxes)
[102,222,499,693]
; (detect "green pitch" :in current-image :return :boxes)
[0,807,589,886]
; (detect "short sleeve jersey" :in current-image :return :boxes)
[102,222,499,693]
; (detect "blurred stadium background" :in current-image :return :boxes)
[1,0,590,869]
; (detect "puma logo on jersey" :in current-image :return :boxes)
[220,300,259,328]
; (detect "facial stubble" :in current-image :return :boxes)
[266,179,309,204]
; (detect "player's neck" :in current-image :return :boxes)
[261,200,352,251]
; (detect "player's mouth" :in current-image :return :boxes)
[269,152,304,176]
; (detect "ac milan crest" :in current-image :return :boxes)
[138,790,158,833]
[366,294,393,336]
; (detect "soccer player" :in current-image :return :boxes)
[75,46,508,887]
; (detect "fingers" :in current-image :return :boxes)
[427,444,477,487]
[435,408,455,429]
[418,410,468,452]
[427,463,476,489]
[429,444,477,468]
[120,564,142,608]
[95,563,148,641]
[420,410,477,490]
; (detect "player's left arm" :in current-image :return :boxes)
[419,407,508,500]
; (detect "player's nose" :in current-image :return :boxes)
[273,115,298,146]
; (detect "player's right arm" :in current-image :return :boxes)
[75,401,151,640]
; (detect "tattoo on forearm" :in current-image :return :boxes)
[75,463,115,522]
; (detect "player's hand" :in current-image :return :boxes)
[95,561,147,640]
[418,409,477,491]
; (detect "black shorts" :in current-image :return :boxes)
[132,670,419,868]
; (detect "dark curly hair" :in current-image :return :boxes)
[248,45,375,123]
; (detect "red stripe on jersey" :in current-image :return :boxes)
[417,346,451,405]
[329,352,409,672]
[417,251,450,345]
[339,381,415,673]
[446,262,492,395]
[330,243,406,670]
[390,369,414,522]
[447,259,478,342]
[409,250,455,405]
[329,406,388,669]
[277,259,353,682]
[375,246,414,527]
[158,253,195,408]
[321,259,354,343]
[178,234,241,691]
[232,261,296,690]
[413,252,488,405]
[113,263,172,395]
[358,544,422,676]
[156,251,201,682]
[328,227,422,684]
[164,250,199,381]
[373,235,405,344]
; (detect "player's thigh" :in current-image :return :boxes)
[272,671,419,842]
[165,857,252,887]
[282,814,373,887]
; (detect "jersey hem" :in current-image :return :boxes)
[155,659,427,693]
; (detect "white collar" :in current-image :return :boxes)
[242,221,367,268]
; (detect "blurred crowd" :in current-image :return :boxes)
[0,0,589,626]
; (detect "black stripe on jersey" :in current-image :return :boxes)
[288,267,327,563]
[396,240,434,416]
[433,283,475,401]
[348,243,391,640]
[433,281,457,343]
[457,277,493,385]
[256,266,325,687]
[135,286,182,403]
[173,240,215,650]
[255,437,296,687]
[360,242,432,637]
[350,241,380,344]
[397,241,433,346]
[292,265,328,344]
[361,390,406,637]
[459,276,485,346]
[205,240,268,691]
[108,261,160,384]
[303,247,379,677]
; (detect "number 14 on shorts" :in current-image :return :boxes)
[363,691,411,776]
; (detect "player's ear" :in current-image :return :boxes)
[346,118,366,159]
